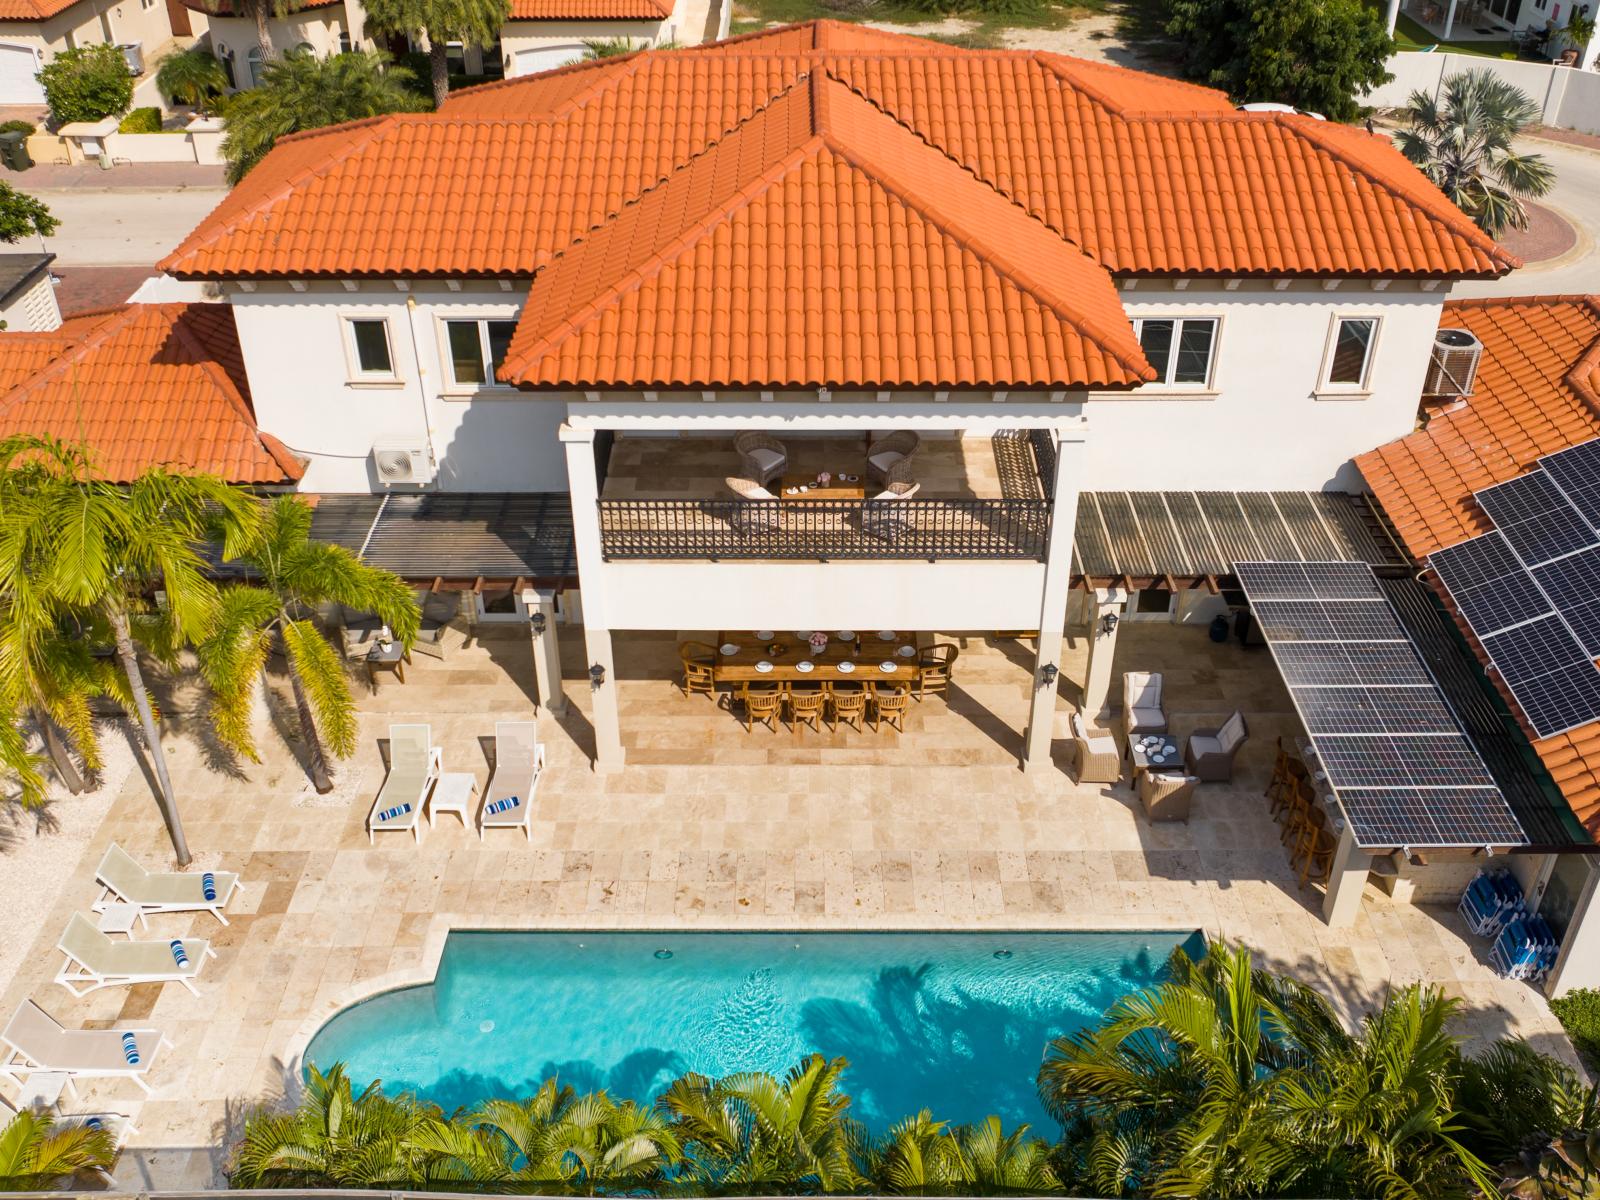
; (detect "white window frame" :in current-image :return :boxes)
[341,314,401,383]
[1319,315,1381,394]
[1126,584,1179,622]
[1131,315,1221,390]
[437,314,519,393]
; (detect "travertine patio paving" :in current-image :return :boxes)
[0,621,1578,1189]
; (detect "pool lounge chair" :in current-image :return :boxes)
[0,1093,138,1180]
[92,843,242,927]
[1,1000,170,1096]
[367,724,441,843]
[55,914,213,998]
[479,721,546,842]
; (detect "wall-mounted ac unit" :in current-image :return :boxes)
[371,438,434,486]
[1423,329,1483,399]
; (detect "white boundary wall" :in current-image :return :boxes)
[1367,51,1600,136]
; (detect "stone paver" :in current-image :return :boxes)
[0,621,1576,1188]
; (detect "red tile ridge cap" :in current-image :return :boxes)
[812,73,1151,384]
[1282,117,1519,275]
[254,430,307,480]
[1030,51,1230,116]
[439,49,646,113]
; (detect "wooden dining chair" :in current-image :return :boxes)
[871,685,910,733]
[788,688,826,733]
[741,683,782,733]
[829,685,867,732]
[915,643,958,699]
[679,641,718,700]
[1298,826,1339,889]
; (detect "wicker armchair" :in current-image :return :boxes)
[1185,711,1249,782]
[725,475,780,533]
[335,604,384,660]
[1122,672,1168,740]
[867,431,920,485]
[864,482,920,542]
[734,431,788,485]
[1139,770,1198,822]
[410,589,463,661]
[1071,713,1122,784]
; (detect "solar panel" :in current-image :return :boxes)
[1481,615,1588,685]
[1431,534,1551,636]
[1540,438,1600,532]
[1234,560,1525,849]
[1476,471,1597,565]
[1531,546,1600,656]
[1497,663,1600,742]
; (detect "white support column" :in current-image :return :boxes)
[1385,0,1402,35]
[560,423,624,773]
[1443,0,1458,37]
[521,587,568,718]
[1545,859,1600,997]
[1022,426,1087,774]
[1322,825,1373,927]
[1081,590,1128,722]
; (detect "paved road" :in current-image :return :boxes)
[1450,134,1600,299]
[33,184,227,267]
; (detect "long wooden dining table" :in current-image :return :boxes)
[712,630,924,685]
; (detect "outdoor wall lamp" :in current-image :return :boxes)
[531,611,547,636]
[1040,664,1059,687]
[589,663,606,687]
[1100,611,1120,637]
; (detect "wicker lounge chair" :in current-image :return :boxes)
[1185,711,1249,782]
[867,431,920,486]
[1122,672,1168,740]
[734,431,788,485]
[1139,770,1199,821]
[1070,713,1121,784]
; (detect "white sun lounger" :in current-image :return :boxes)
[1,1000,171,1097]
[478,722,546,842]
[1,1092,138,1180]
[367,724,441,844]
[55,913,214,998]
[92,843,243,927]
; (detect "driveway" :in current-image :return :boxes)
[36,185,227,267]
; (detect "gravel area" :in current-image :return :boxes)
[0,720,136,990]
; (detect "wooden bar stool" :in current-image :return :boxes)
[1299,826,1339,889]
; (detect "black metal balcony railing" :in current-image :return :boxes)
[597,498,1052,561]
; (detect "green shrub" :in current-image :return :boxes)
[117,106,162,133]
[1550,987,1600,1071]
[0,119,35,136]
[37,44,133,125]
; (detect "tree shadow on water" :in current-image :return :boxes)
[377,1047,690,1115]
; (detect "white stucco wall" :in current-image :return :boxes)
[206,6,350,82]
[0,270,60,331]
[1082,280,1449,491]
[0,0,175,72]
[500,17,669,75]
[227,281,568,493]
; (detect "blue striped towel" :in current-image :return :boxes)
[485,796,521,816]
[202,872,216,902]
[378,803,413,822]
[121,1031,140,1065]
[169,940,188,968]
[85,1116,103,1131]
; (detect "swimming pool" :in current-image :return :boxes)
[305,929,1203,1131]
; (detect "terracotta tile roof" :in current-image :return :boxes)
[0,0,81,19]
[162,21,1515,285]
[176,0,339,14]
[1356,296,1600,841]
[506,0,670,16]
[0,304,302,484]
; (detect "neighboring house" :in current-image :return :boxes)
[0,0,182,104]
[192,0,713,89]
[1359,295,1600,999]
[0,253,60,331]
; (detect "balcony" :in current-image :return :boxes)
[596,433,1054,562]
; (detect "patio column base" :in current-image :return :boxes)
[584,623,625,774]
[1022,628,1065,772]
[1081,590,1126,721]
[1322,824,1372,927]
[523,587,569,718]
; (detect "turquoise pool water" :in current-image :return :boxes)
[305,929,1203,1131]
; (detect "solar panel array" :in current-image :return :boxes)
[1427,437,1600,740]
[1235,561,1525,849]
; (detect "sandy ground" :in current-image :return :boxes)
[0,721,137,990]
[860,9,1175,65]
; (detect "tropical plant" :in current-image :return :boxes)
[37,43,133,124]
[581,37,638,59]
[221,49,426,184]
[1396,69,1556,237]
[867,1110,1060,1193]
[1552,987,1600,1073]
[1162,0,1393,122]
[156,47,230,114]
[1454,1039,1600,1199]
[198,496,417,793]
[362,0,509,105]
[662,1054,868,1192]
[0,436,259,864]
[0,183,57,246]
[0,1110,116,1189]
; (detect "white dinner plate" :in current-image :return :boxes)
[796,660,814,673]
[877,630,897,641]
[796,630,813,639]
[837,661,855,674]
[896,645,916,658]
[880,661,897,673]
[755,661,773,673]
[754,630,775,641]
[837,630,855,640]
[720,643,739,655]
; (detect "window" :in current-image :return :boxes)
[1325,317,1378,388]
[337,32,352,53]
[444,318,518,388]
[246,47,263,88]
[1132,317,1217,387]
[345,317,395,378]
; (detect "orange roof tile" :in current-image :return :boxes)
[0,304,302,484]
[507,0,670,15]
[1356,296,1600,840]
[0,0,83,20]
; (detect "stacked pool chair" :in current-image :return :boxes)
[1489,916,1561,981]
[1458,868,1525,936]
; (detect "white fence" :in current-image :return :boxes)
[24,118,225,167]
[1366,50,1600,135]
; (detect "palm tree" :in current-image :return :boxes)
[362,0,509,106]
[198,495,417,793]
[868,1111,1060,1193]
[221,50,425,184]
[155,47,229,113]
[581,37,638,59]
[0,1110,116,1189]
[206,0,293,60]
[539,1091,680,1193]
[0,436,259,865]
[662,1054,867,1192]
[1456,1039,1599,1199]
[1395,69,1556,237]
[230,1063,439,1188]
